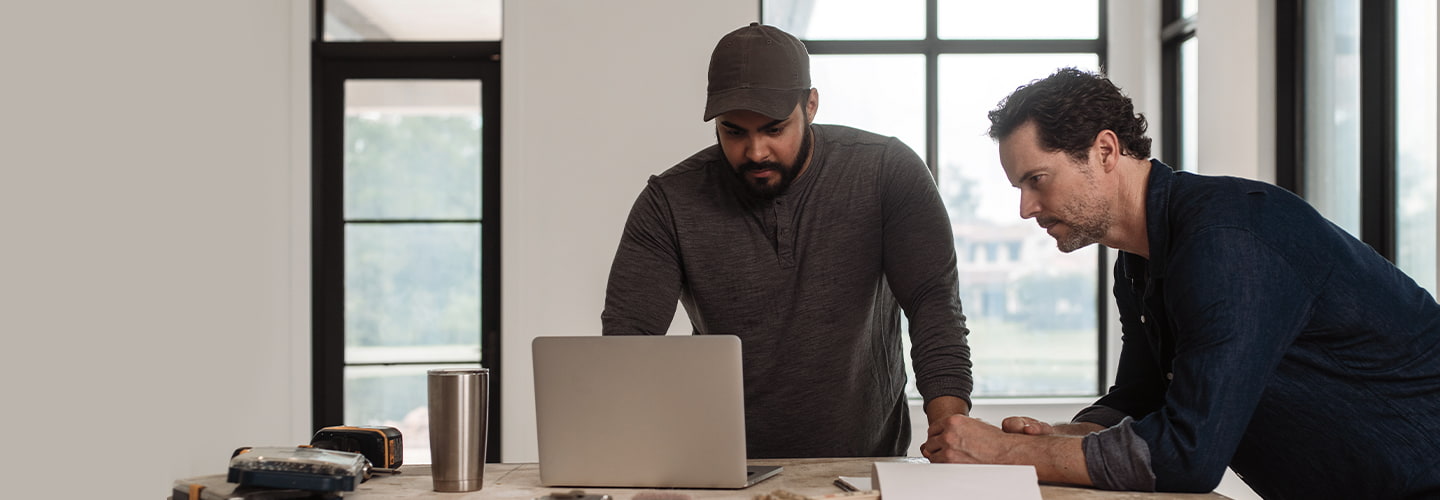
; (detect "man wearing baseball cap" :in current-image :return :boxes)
[602,23,973,458]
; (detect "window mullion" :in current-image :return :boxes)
[1360,0,1397,259]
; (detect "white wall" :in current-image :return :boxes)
[1105,0,1163,389]
[499,0,757,462]
[1196,0,1277,182]
[1107,0,1164,161]
[0,1,309,498]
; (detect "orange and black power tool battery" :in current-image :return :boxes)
[310,426,403,469]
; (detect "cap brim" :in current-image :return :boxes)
[704,87,800,122]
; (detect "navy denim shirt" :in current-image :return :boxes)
[1077,160,1440,498]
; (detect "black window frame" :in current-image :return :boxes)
[310,5,502,462]
[1161,0,1197,172]
[1276,0,1397,260]
[763,0,1111,396]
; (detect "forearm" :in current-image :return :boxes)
[924,395,970,424]
[898,260,973,402]
[900,276,973,404]
[1000,434,1092,486]
[925,415,1090,486]
[880,141,974,402]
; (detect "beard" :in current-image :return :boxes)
[1038,174,1112,253]
[732,125,813,200]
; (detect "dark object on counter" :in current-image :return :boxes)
[311,425,404,469]
[227,446,365,493]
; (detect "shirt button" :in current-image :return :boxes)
[1166,372,1174,380]
[1140,315,1147,324]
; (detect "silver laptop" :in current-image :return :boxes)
[532,335,782,489]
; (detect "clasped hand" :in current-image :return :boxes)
[921,415,1052,463]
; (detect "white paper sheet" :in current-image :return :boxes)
[871,462,1041,500]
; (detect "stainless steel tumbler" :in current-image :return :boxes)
[427,368,489,492]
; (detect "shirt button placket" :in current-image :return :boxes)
[776,199,794,267]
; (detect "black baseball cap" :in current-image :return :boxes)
[703,23,811,122]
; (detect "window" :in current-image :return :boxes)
[1395,0,1437,294]
[1162,0,1198,171]
[1298,0,1364,237]
[323,0,501,42]
[1278,0,1435,293]
[312,1,502,463]
[764,0,1107,398]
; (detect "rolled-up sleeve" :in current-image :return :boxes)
[1083,417,1157,491]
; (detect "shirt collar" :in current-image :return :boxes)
[1121,159,1176,280]
[785,123,824,196]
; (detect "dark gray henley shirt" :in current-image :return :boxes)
[602,124,973,458]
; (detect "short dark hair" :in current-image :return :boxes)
[987,67,1151,162]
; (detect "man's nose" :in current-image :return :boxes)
[745,137,771,164]
[1019,191,1041,220]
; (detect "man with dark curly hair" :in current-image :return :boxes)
[921,67,1440,499]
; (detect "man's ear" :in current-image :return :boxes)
[1094,129,1120,172]
[805,88,819,124]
